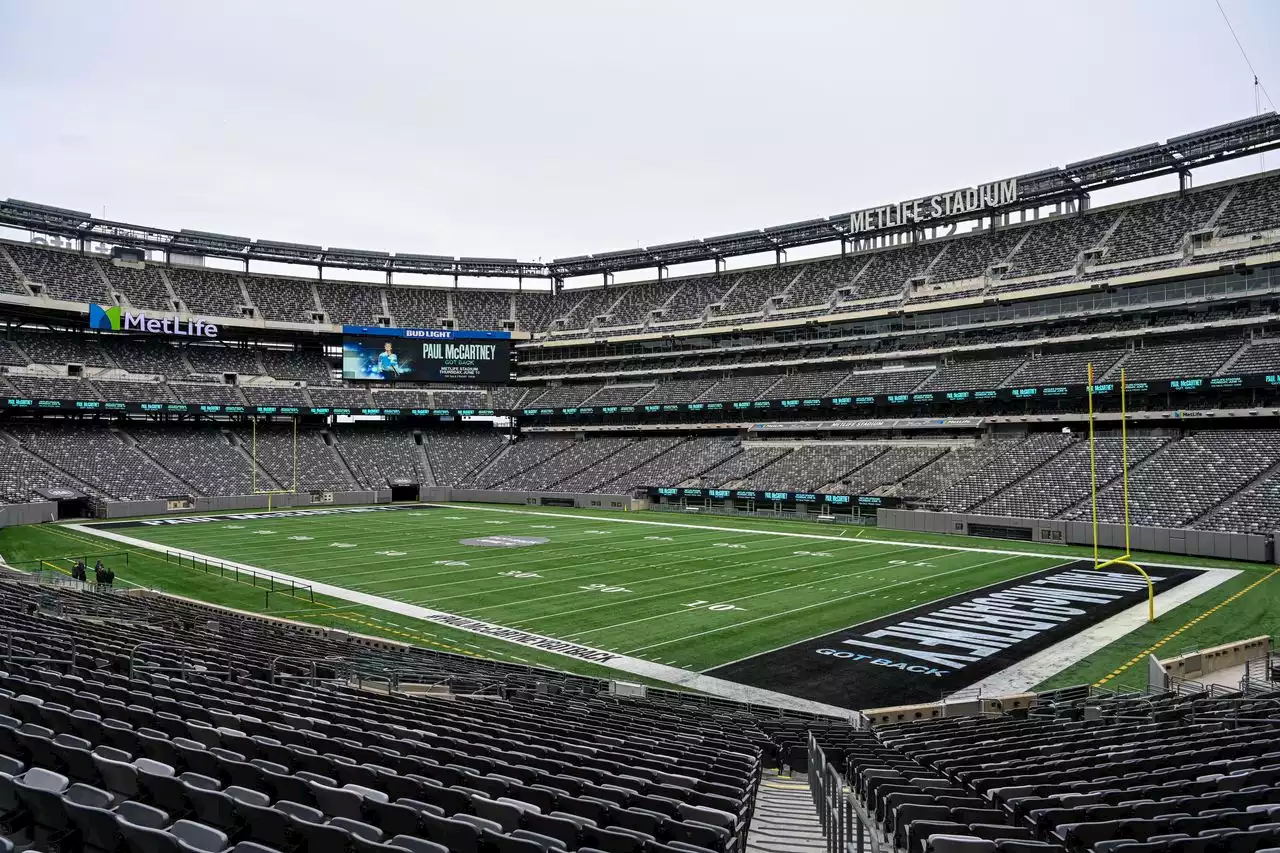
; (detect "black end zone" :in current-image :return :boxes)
[707,559,1200,710]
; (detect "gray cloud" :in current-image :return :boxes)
[1,0,1277,272]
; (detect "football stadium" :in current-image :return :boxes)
[3,5,1280,853]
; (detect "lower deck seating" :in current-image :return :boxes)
[0,575,835,853]
[823,691,1280,853]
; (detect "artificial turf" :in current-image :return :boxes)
[71,504,1126,670]
[2,503,1270,695]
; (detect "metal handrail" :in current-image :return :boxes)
[1243,653,1277,686]
[1186,695,1280,726]
[128,641,229,679]
[1,630,76,668]
[269,655,369,687]
[808,732,880,853]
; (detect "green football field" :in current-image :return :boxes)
[76,504,1079,671]
[0,503,1273,698]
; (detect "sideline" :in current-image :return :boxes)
[422,504,1245,573]
[1089,566,1280,688]
[65,523,860,719]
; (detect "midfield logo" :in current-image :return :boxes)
[89,304,219,338]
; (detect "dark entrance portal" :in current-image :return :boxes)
[390,483,419,502]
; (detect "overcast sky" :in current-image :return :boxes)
[1,0,1278,279]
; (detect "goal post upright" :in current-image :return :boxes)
[251,415,299,512]
[1087,362,1100,569]
[1089,365,1155,622]
[1121,366,1132,557]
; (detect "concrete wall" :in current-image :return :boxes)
[878,508,1272,563]
[427,488,635,511]
[1160,636,1270,681]
[862,692,1038,725]
[192,490,383,513]
[0,488,626,529]
[96,500,170,519]
[0,502,57,528]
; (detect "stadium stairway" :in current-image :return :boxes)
[745,770,827,853]
[1214,339,1252,375]
[471,442,514,484]
[324,430,363,487]
[411,430,438,487]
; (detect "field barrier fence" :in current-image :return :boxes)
[162,550,314,607]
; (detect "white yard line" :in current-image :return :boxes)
[507,543,934,623]
[570,549,978,638]
[961,567,1240,696]
[625,554,1024,654]
[66,523,859,719]
[422,504,1240,573]
[408,535,894,605]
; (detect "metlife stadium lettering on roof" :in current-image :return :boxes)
[849,178,1018,234]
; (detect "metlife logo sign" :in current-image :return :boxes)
[89,304,219,338]
[709,560,1199,709]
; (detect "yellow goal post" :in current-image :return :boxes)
[1087,362,1155,622]
[250,416,298,511]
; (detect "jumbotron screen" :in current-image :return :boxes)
[341,326,512,384]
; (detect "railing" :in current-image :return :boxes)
[1243,653,1279,686]
[19,570,102,590]
[1,630,75,668]
[808,733,880,853]
[128,641,231,680]
[6,552,137,592]
[163,551,314,607]
[270,655,368,687]
[10,552,131,574]
[1242,679,1279,696]
[1169,676,1206,696]
[1189,696,1280,725]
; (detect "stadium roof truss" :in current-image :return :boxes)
[2,113,1278,283]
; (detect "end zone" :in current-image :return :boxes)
[707,560,1207,709]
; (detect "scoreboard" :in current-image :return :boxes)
[341,326,513,385]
